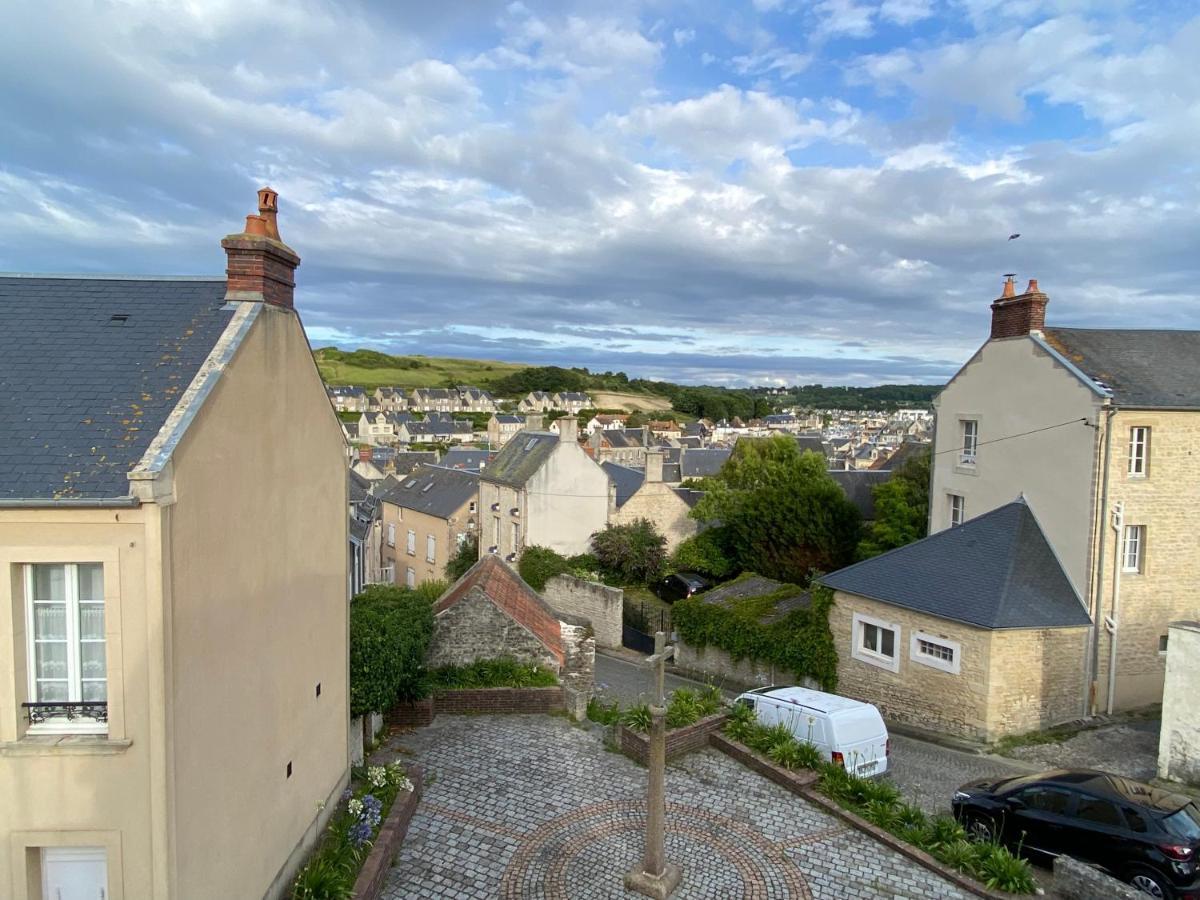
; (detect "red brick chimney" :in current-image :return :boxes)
[989,276,1048,339]
[221,187,300,308]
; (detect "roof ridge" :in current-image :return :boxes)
[0,272,224,282]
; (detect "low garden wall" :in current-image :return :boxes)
[351,764,424,900]
[1052,856,1140,900]
[387,687,565,728]
[617,713,728,765]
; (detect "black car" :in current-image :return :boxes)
[952,769,1200,898]
[652,571,710,603]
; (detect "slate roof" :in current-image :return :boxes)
[828,469,891,520]
[373,465,478,519]
[880,440,929,472]
[1041,327,1200,409]
[821,499,1091,630]
[795,434,829,457]
[680,448,731,479]
[673,487,704,508]
[0,275,234,501]
[441,448,494,471]
[493,414,523,424]
[698,575,810,624]
[391,451,438,473]
[480,432,559,487]
[602,462,644,507]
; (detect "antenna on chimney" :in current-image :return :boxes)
[1001,274,1016,298]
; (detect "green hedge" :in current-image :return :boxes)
[428,657,558,689]
[348,585,435,717]
[672,578,839,691]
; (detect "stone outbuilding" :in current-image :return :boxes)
[602,451,702,552]
[821,498,1093,742]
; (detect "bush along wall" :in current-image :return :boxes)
[671,579,839,691]
[349,585,436,719]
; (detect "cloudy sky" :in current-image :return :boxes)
[2,1,1197,386]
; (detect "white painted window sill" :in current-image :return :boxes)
[1,734,132,756]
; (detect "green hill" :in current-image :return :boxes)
[314,348,528,390]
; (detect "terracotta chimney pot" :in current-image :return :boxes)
[221,187,300,308]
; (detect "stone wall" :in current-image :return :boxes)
[428,586,560,671]
[1052,856,1140,900]
[543,575,623,650]
[559,616,596,720]
[987,626,1089,738]
[1158,621,1200,785]
[674,641,779,689]
[608,481,699,552]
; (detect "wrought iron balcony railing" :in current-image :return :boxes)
[22,701,108,725]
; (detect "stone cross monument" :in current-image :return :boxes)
[624,631,682,898]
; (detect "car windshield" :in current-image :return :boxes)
[1163,805,1200,841]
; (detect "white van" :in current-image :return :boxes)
[735,686,890,777]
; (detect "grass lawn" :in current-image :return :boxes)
[315,349,528,390]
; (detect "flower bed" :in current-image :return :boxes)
[718,705,1037,896]
[290,761,418,900]
[589,685,729,764]
[427,657,559,690]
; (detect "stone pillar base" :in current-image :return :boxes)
[624,863,682,899]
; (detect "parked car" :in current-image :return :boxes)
[952,769,1200,898]
[734,685,890,777]
[652,571,710,603]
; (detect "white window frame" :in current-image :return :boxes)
[426,534,436,563]
[910,631,961,674]
[511,522,520,551]
[851,612,900,673]
[1128,426,1150,478]
[24,563,108,735]
[960,419,978,465]
[386,523,396,548]
[406,529,416,557]
[949,493,965,527]
[1122,524,1145,573]
[405,567,416,588]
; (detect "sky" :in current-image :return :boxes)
[2,1,1198,387]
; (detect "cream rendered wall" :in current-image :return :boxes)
[524,441,609,557]
[0,509,159,900]
[1157,621,1200,784]
[165,304,348,900]
[930,337,1103,595]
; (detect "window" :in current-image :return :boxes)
[386,523,396,547]
[405,567,416,588]
[511,522,520,550]
[1016,786,1073,816]
[406,529,416,556]
[494,516,501,547]
[1122,524,1145,573]
[469,501,477,514]
[1124,807,1149,834]
[426,535,436,563]
[910,631,961,674]
[949,494,965,527]
[960,419,978,464]
[1159,634,1169,655]
[24,563,107,731]
[1128,426,1150,477]
[1074,796,1122,828]
[851,613,899,672]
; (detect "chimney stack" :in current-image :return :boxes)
[645,449,664,483]
[989,275,1048,340]
[558,417,578,444]
[221,187,300,308]
[525,414,544,432]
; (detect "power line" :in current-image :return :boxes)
[930,417,1091,457]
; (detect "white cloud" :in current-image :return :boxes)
[672,28,695,47]
[880,0,935,26]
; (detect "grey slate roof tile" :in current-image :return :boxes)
[820,499,1091,629]
[0,275,232,500]
[479,432,559,487]
[1042,327,1200,409]
[373,465,478,519]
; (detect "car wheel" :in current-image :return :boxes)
[1127,866,1174,899]
[964,812,997,843]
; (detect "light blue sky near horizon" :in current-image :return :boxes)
[1,0,1197,386]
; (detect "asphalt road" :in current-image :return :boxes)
[593,650,726,705]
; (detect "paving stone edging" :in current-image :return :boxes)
[616,713,728,765]
[708,733,1022,900]
[351,764,424,900]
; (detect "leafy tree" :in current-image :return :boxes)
[348,585,435,716]
[590,519,668,585]
[692,436,861,583]
[857,447,931,559]
[518,545,571,591]
[670,528,737,580]
[445,535,478,581]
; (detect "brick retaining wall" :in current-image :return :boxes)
[352,764,423,900]
[617,713,728,765]
[387,687,564,728]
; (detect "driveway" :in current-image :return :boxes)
[594,651,735,706]
[381,715,976,899]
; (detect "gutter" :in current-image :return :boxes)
[0,497,140,508]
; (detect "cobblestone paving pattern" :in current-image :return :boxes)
[382,715,974,899]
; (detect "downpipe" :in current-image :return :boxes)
[1106,500,1125,716]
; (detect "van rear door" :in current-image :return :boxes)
[830,708,888,776]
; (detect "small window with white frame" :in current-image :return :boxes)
[386,523,396,547]
[1159,634,1169,655]
[24,563,108,732]
[426,534,436,563]
[1122,524,1145,573]
[1128,427,1150,477]
[851,612,900,672]
[405,567,416,588]
[910,631,961,674]
[949,493,965,527]
[960,419,978,465]
[406,529,416,556]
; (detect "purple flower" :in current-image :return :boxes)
[348,819,373,847]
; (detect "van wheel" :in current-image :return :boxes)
[1127,866,1173,899]
[964,813,996,843]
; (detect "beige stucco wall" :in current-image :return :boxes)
[525,440,609,556]
[609,482,698,552]
[165,304,349,899]
[381,497,472,587]
[931,337,1103,595]
[0,509,160,900]
[1092,410,1200,711]
[1157,621,1200,785]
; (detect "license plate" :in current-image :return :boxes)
[857,762,878,774]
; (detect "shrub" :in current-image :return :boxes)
[665,688,701,729]
[862,799,902,831]
[445,535,478,581]
[348,585,434,717]
[928,815,968,849]
[587,697,621,726]
[696,684,723,717]
[670,529,737,580]
[724,703,755,742]
[933,839,980,876]
[768,740,811,771]
[590,520,668,585]
[518,546,571,591]
[621,703,652,733]
[973,843,1037,893]
[428,657,558,690]
[290,855,354,900]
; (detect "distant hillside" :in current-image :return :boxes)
[314,348,527,390]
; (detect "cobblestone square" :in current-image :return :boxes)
[382,715,974,899]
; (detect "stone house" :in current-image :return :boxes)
[589,427,650,467]
[821,499,1092,741]
[410,387,458,412]
[587,413,628,434]
[376,465,478,587]
[553,391,593,413]
[373,386,408,412]
[646,420,682,440]
[930,276,1200,713]
[478,419,609,561]
[328,384,367,412]
[487,413,525,447]
[602,452,701,552]
[456,386,497,413]
[0,189,348,899]
[518,391,555,413]
[356,410,396,445]
[397,418,472,445]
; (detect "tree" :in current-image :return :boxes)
[691,436,861,583]
[348,585,435,716]
[857,447,931,559]
[590,519,668,585]
[670,529,737,580]
[445,535,478,581]
[518,545,571,591]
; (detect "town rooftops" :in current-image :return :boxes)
[479,431,559,487]
[601,462,643,507]
[0,275,235,501]
[373,465,478,519]
[1040,327,1200,409]
[828,469,891,520]
[493,414,523,424]
[441,448,493,471]
[820,499,1091,630]
[680,448,731,479]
